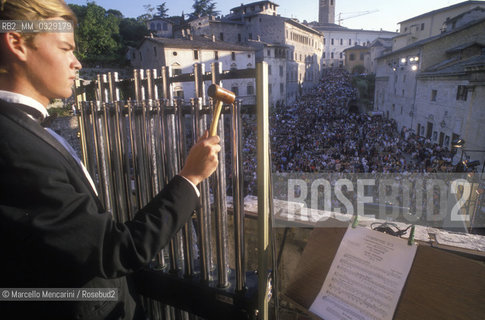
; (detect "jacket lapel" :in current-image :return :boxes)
[0,101,105,212]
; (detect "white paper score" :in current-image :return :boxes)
[309,225,417,320]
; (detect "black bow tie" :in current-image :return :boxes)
[14,103,56,127]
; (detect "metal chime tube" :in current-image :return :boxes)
[232,100,246,291]
[78,101,96,177]
[192,97,213,282]
[209,62,229,288]
[176,99,194,277]
[165,97,181,273]
[90,100,109,209]
[212,101,229,288]
[159,66,181,273]
[106,72,130,221]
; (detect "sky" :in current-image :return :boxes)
[65,0,481,32]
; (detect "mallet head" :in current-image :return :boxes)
[208,84,236,104]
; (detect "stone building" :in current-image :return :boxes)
[187,1,324,105]
[374,10,485,164]
[308,0,397,68]
[343,45,370,74]
[394,0,485,50]
[129,36,256,104]
[147,17,174,38]
[318,0,335,24]
[368,38,393,74]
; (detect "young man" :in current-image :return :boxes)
[0,0,220,319]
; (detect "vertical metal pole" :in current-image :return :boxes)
[232,100,246,291]
[176,98,194,277]
[90,100,109,209]
[193,98,213,281]
[257,62,271,320]
[210,62,229,288]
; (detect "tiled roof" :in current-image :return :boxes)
[399,0,485,24]
[418,54,485,77]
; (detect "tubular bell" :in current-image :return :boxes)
[74,62,273,320]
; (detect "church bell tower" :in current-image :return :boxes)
[319,0,335,24]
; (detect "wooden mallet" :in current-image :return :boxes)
[207,84,236,137]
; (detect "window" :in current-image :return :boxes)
[331,38,334,45]
[267,49,271,57]
[340,39,343,45]
[360,53,364,60]
[268,65,272,75]
[349,39,352,45]
[173,68,182,76]
[331,52,334,59]
[323,52,326,58]
[163,22,168,31]
[220,32,224,41]
[153,47,157,56]
[150,23,155,30]
[324,38,326,45]
[431,89,437,101]
[279,65,283,77]
[349,53,355,61]
[340,52,343,59]
[157,23,161,31]
[247,83,254,95]
[268,83,272,95]
[249,33,253,40]
[238,34,241,42]
[139,52,142,61]
[456,85,468,101]
[280,83,284,94]
[231,52,236,61]
[231,86,239,96]
[214,51,219,60]
[421,23,425,31]
[172,51,177,56]
[194,50,199,60]
[331,0,334,5]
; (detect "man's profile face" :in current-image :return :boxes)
[24,19,82,103]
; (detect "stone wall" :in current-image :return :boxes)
[49,116,82,158]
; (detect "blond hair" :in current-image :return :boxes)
[0,0,76,24]
[0,0,76,68]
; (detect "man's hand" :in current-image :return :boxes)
[179,131,221,186]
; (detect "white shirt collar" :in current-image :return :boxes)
[0,90,49,119]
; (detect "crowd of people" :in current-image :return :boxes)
[239,68,456,196]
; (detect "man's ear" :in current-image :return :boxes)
[3,32,29,62]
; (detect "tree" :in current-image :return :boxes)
[119,18,149,47]
[69,2,121,62]
[138,4,154,23]
[189,0,219,20]
[156,2,169,18]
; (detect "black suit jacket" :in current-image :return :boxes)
[0,99,198,319]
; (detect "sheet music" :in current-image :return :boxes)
[309,225,417,320]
